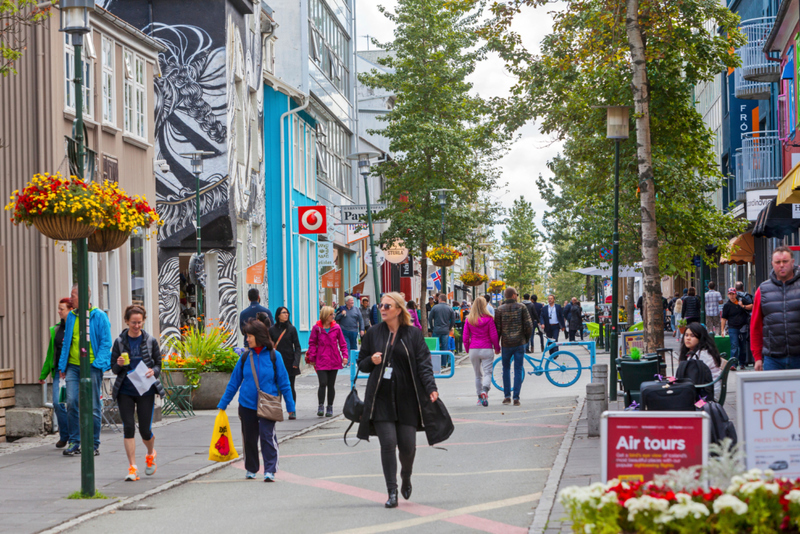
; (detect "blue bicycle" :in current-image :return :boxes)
[491,338,582,389]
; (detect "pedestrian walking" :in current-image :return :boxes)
[406,300,423,330]
[672,292,683,338]
[356,292,446,508]
[566,297,583,342]
[110,305,166,481]
[218,319,295,481]
[428,294,455,370]
[751,246,800,371]
[522,294,537,353]
[463,297,500,407]
[539,294,566,355]
[704,282,723,334]
[360,296,373,333]
[681,287,702,325]
[484,294,495,316]
[58,285,112,457]
[679,323,722,398]
[494,287,534,406]
[307,306,349,417]
[721,288,748,367]
[39,297,72,449]
[425,296,434,314]
[532,295,545,352]
[239,289,273,346]
[336,296,364,353]
[269,307,302,420]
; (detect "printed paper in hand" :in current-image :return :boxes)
[128,361,157,395]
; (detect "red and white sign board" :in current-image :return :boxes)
[298,206,327,234]
[601,411,709,483]
[737,370,800,478]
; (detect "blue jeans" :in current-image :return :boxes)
[342,330,359,354]
[763,355,800,371]
[501,345,525,400]
[728,327,740,364]
[65,364,103,448]
[437,334,450,368]
[52,373,69,442]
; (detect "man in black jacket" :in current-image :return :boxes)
[532,295,545,352]
[539,294,566,355]
[522,294,538,353]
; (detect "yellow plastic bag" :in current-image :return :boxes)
[208,409,239,462]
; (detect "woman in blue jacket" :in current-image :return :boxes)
[218,319,295,482]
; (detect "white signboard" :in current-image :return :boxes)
[793,204,800,219]
[340,204,387,224]
[346,224,369,244]
[364,248,386,266]
[318,242,335,267]
[737,370,800,478]
[745,189,776,221]
[385,240,409,264]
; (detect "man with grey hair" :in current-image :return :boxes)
[58,285,112,456]
[336,295,364,354]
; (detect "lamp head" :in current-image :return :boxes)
[605,106,630,140]
[59,0,94,35]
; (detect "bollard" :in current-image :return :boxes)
[592,364,609,413]
[586,383,606,437]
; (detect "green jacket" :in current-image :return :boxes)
[40,323,61,381]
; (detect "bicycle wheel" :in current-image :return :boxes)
[491,353,529,392]
[544,351,582,387]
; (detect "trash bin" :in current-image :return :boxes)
[713,335,731,358]
[425,337,440,374]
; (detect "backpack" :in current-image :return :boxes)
[676,355,714,401]
[701,401,737,448]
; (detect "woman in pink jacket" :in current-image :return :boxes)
[463,297,500,407]
[306,306,349,417]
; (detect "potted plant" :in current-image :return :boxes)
[488,280,506,295]
[629,347,641,361]
[426,245,462,267]
[88,181,161,252]
[459,272,489,287]
[678,318,688,334]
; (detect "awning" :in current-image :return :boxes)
[783,59,795,80]
[720,231,755,264]
[752,199,800,238]
[573,265,642,278]
[777,162,800,205]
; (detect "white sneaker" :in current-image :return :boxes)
[125,465,139,481]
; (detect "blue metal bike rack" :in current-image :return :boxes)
[552,340,597,380]
[349,350,456,387]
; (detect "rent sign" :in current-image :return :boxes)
[737,370,800,478]
[601,412,709,483]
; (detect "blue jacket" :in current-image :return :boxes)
[539,303,566,330]
[239,302,273,334]
[217,348,296,413]
[58,308,113,373]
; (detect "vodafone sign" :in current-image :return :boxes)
[298,206,327,234]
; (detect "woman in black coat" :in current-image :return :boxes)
[682,287,702,325]
[269,307,302,420]
[357,292,452,508]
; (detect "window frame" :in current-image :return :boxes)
[64,32,95,119]
[101,36,115,126]
[123,48,147,140]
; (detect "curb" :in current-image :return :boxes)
[37,414,345,534]
[528,394,585,534]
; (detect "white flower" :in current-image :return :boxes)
[738,481,780,496]
[670,501,710,520]
[763,469,775,481]
[713,494,749,515]
[787,489,800,504]
[744,468,763,481]
[584,524,594,534]
[624,495,670,521]
[599,491,618,507]
[674,492,694,505]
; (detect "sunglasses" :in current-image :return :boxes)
[379,303,394,310]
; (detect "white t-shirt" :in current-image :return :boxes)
[696,349,722,399]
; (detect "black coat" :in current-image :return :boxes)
[356,322,449,445]
[758,266,800,358]
[539,304,566,330]
[110,329,166,400]
[269,322,302,377]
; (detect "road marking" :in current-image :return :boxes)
[455,409,574,418]
[279,470,536,534]
[451,417,568,429]
[327,493,541,534]
[320,468,550,480]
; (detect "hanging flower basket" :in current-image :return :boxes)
[31,215,96,241]
[88,228,130,252]
[488,280,506,294]
[426,245,462,268]
[460,272,489,287]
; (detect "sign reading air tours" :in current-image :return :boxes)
[737,370,800,478]
[298,205,327,234]
[340,204,387,224]
[245,260,266,284]
[601,411,709,483]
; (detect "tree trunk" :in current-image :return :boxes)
[626,0,664,351]
[420,239,429,337]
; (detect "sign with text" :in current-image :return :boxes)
[746,189,777,221]
[320,268,341,289]
[245,259,266,284]
[400,257,413,278]
[346,224,369,244]
[318,242,335,267]
[601,412,709,483]
[340,204,387,224]
[737,370,800,478]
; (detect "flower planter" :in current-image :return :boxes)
[679,326,687,334]
[191,372,232,410]
[463,280,483,287]
[433,258,456,267]
[88,228,130,252]
[32,215,96,241]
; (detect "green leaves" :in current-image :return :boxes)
[500,196,544,294]
[0,0,53,77]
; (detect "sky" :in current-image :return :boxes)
[354,0,565,244]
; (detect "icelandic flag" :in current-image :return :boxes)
[430,270,442,291]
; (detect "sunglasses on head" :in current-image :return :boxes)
[379,303,394,310]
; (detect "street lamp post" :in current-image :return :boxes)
[60,0,95,496]
[180,151,214,325]
[477,242,492,301]
[430,189,453,299]
[347,151,382,322]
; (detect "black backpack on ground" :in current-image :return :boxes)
[640,379,697,411]
[701,401,737,448]
[676,355,715,401]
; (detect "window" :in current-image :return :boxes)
[264,37,275,75]
[123,49,147,139]
[102,155,119,182]
[293,115,301,191]
[308,0,351,96]
[64,33,94,118]
[101,37,114,125]
[314,105,352,196]
[307,129,317,199]
[299,238,311,330]
[129,228,148,309]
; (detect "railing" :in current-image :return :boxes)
[738,17,780,83]
[740,131,782,190]
[733,148,745,202]
[734,67,772,100]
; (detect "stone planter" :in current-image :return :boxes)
[192,372,232,410]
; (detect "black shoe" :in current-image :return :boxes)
[385,489,398,508]
[325,406,333,417]
[55,440,67,449]
[401,478,412,500]
[317,405,324,417]
[94,448,99,456]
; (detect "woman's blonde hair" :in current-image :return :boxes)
[319,306,335,324]
[468,296,491,326]
[383,292,412,327]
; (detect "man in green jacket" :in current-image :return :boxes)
[39,298,72,448]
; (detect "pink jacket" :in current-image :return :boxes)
[463,315,500,353]
[306,321,349,370]
[409,309,423,330]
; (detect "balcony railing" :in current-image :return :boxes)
[740,131,782,191]
[733,148,745,202]
[739,17,781,82]
[734,67,772,100]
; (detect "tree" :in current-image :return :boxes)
[359,0,505,334]
[549,270,586,306]
[500,196,543,294]
[1,1,52,77]
[479,0,747,350]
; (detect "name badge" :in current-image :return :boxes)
[383,367,393,380]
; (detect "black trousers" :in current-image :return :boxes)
[117,393,155,440]
[374,421,417,491]
[546,325,561,355]
[238,405,278,474]
[284,373,297,412]
[316,369,337,406]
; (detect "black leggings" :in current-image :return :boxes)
[117,393,155,440]
[374,421,417,491]
[285,374,297,411]
[316,370,337,406]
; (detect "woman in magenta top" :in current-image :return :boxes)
[407,300,423,330]
[306,306,349,417]
[463,297,500,406]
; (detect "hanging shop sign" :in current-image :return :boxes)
[298,205,327,234]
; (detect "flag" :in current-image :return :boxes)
[430,270,442,291]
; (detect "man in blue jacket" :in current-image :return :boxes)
[239,289,273,345]
[58,285,112,456]
[539,294,566,355]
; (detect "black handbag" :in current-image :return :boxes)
[343,387,364,447]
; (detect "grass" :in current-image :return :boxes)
[67,490,110,500]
